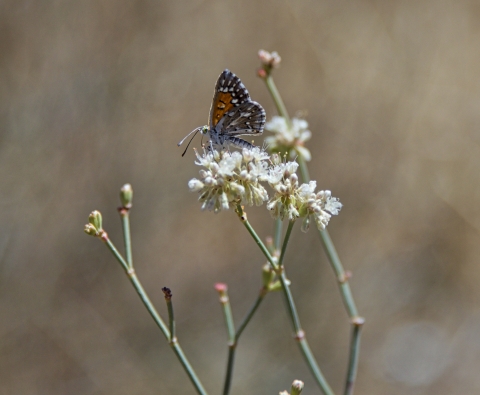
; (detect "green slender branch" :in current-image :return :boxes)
[103,235,129,272]
[119,210,133,268]
[297,156,311,186]
[316,229,358,318]
[215,284,236,395]
[236,208,334,395]
[235,205,278,270]
[219,285,268,395]
[100,233,208,395]
[278,220,295,268]
[119,184,134,268]
[235,287,267,340]
[162,287,176,342]
[344,318,364,395]
[265,75,291,126]
[274,217,283,253]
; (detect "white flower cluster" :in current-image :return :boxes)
[264,116,312,161]
[266,158,342,231]
[188,147,269,213]
[188,147,342,231]
[258,49,281,68]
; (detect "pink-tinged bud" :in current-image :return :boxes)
[257,68,267,79]
[214,283,228,293]
[291,380,304,395]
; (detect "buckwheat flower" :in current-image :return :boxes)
[297,182,342,232]
[258,49,281,68]
[188,147,270,213]
[265,116,312,161]
[266,162,342,229]
[266,161,302,220]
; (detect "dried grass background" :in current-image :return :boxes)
[1,1,480,394]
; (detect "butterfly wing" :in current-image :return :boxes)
[209,69,252,128]
[217,101,266,137]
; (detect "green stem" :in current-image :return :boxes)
[102,235,208,395]
[274,217,283,253]
[165,296,176,342]
[235,287,267,340]
[236,210,334,395]
[278,220,295,268]
[235,205,278,270]
[317,229,358,318]
[220,288,268,395]
[300,152,363,395]
[344,319,364,395]
[217,287,236,395]
[265,75,291,125]
[120,210,133,269]
[297,156,311,186]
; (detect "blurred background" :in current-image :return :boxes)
[1,1,479,394]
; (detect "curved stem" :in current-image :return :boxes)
[102,235,208,395]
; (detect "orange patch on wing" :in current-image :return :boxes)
[211,92,234,127]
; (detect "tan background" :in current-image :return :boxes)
[1,1,480,394]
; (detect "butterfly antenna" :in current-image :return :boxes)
[178,127,201,147]
[181,129,200,157]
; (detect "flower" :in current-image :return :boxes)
[258,49,281,68]
[266,161,342,230]
[188,147,270,213]
[264,116,312,161]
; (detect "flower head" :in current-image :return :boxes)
[265,116,312,161]
[266,161,342,230]
[188,147,270,213]
[258,49,281,69]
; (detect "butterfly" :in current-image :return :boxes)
[178,69,266,156]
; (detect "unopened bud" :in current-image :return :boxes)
[88,210,102,231]
[291,380,304,395]
[84,223,98,236]
[120,184,133,208]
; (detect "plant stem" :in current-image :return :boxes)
[236,208,334,395]
[278,220,295,268]
[119,209,133,269]
[297,156,311,187]
[344,318,364,395]
[235,205,278,270]
[102,234,208,395]
[216,285,236,395]
[274,217,283,253]
[316,229,358,318]
[265,75,291,125]
[222,287,268,395]
[301,151,363,395]
[236,287,267,340]
[164,291,176,342]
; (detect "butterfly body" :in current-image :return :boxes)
[179,70,266,154]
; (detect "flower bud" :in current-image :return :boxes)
[88,210,102,231]
[291,380,304,395]
[84,223,98,236]
[120,184,133,208]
